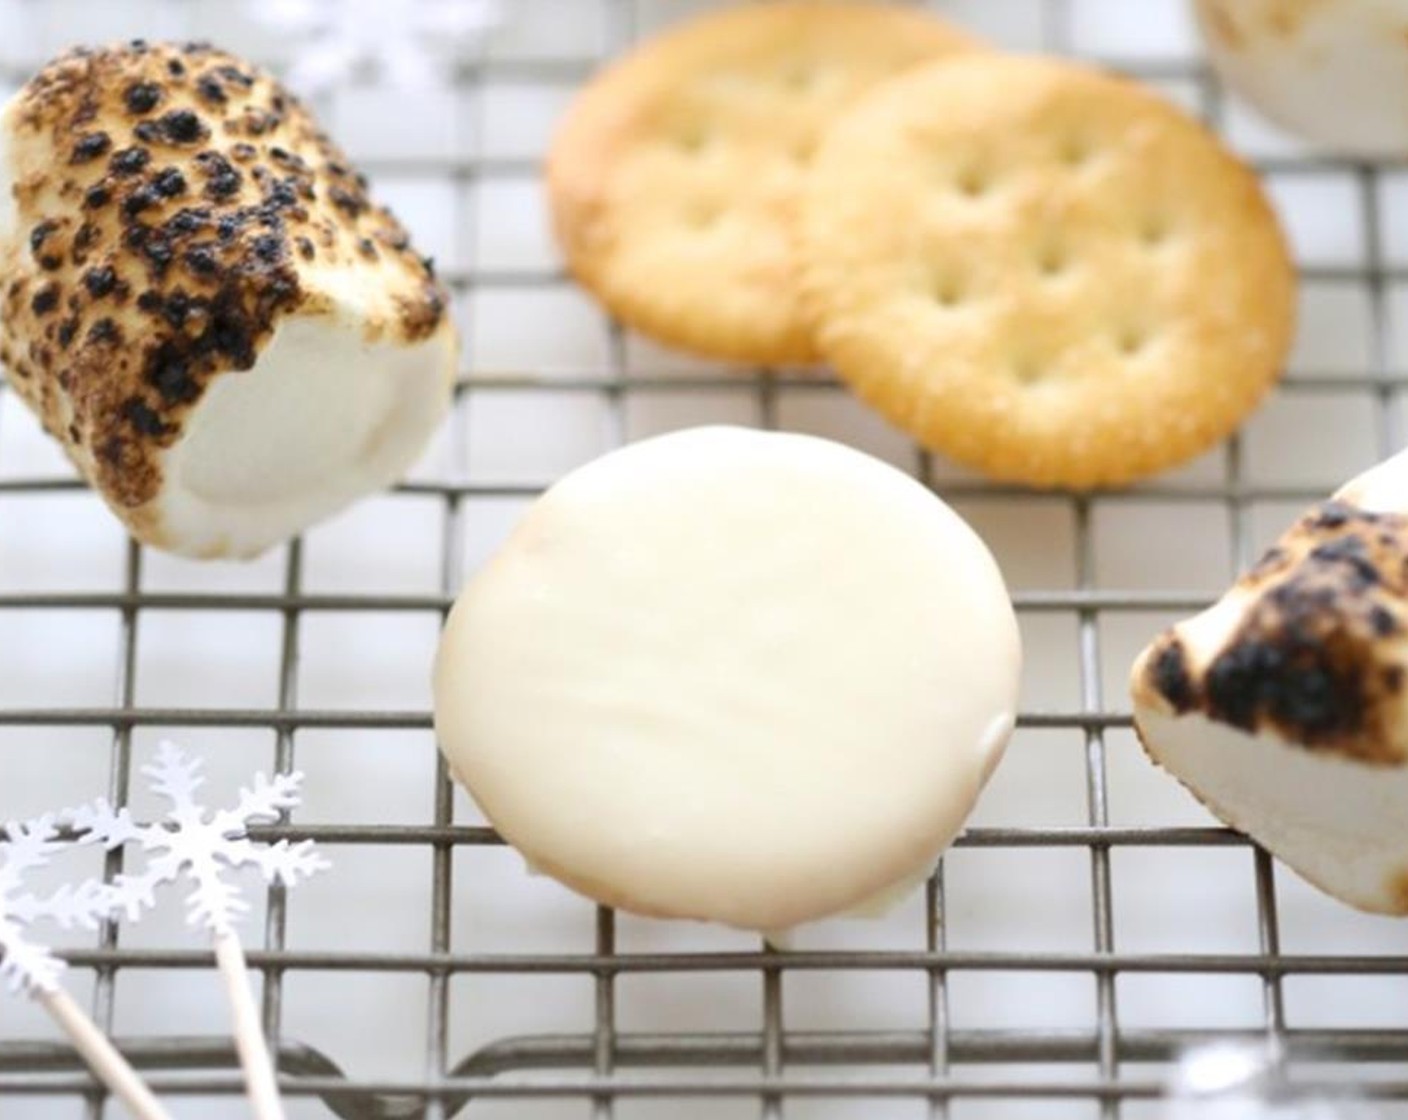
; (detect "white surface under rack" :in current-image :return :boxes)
[3,1,1408,1118]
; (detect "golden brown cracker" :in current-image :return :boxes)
[799,53,1296,488]
[547,2,979,365]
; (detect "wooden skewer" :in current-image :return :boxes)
[37,985,176,1120]
[214,928,286,1120]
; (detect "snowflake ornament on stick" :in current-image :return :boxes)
[0,815,174,1120]
[1,742,329,1120]
[76,742,329,933]
[70,741,330,1120]
[0,815,110,994]
[252,0,502,95]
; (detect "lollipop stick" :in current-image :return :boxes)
[37,985,175,1120]
[214,928,285,1120]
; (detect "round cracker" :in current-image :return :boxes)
[547,2,979,365]
[799,54,1296,488]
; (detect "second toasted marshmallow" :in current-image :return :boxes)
[1132,449,1408,913]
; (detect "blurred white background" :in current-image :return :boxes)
[1,1,1407,1118]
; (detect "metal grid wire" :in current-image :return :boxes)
[2,0,1408,1116]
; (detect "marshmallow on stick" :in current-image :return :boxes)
[1131,448,1408,914]
[0,41,456,558]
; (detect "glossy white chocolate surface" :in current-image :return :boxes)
[435,426,1021,933]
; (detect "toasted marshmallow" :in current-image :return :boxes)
[0,42,455,558]
[1131,449,1408,913]
[1195,0,1408,159]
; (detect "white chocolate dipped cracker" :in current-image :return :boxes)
[1132,448,1408,914]
[434,427,1022,934]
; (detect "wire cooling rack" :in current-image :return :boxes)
[3,0,1408,1117]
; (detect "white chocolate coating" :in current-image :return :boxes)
[434,426,1021,933]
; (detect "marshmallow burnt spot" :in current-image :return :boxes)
[0,40,457,558]
[1145,502,1408,760]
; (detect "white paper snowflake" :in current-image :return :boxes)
[252,0,501,95]
[0,816,113,995]
[70,741,328,935]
